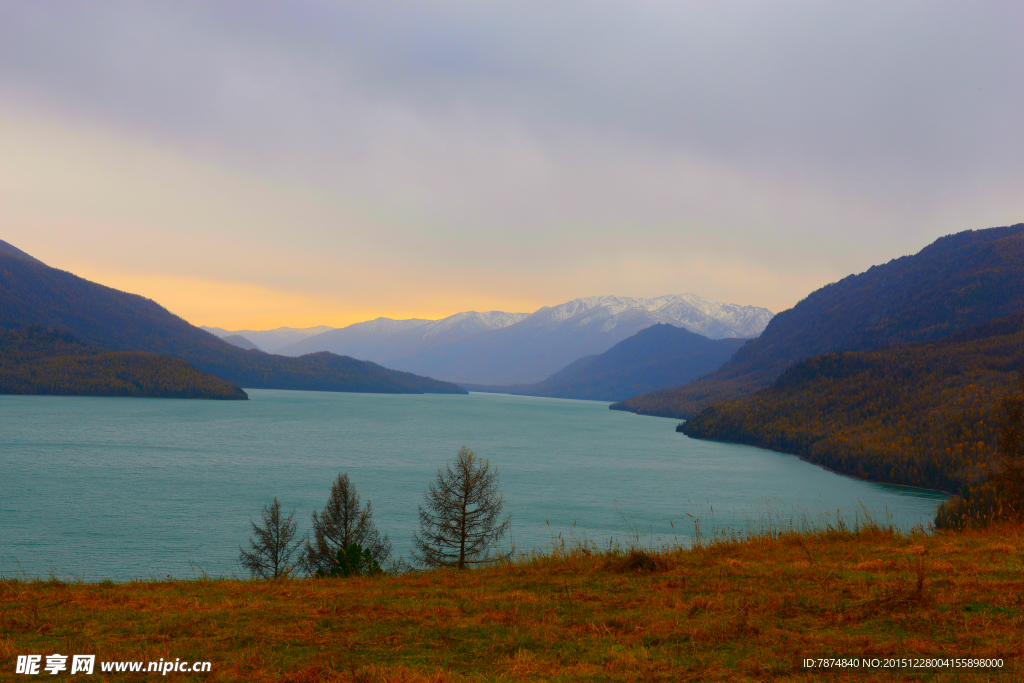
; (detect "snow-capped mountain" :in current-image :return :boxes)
[525,295,771,338]
[270,295,772,385]
[387,295,772,384]
[419,311,531,340]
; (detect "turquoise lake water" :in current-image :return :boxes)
[0,390,947,581]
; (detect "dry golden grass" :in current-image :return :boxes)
[2,522,1023,681]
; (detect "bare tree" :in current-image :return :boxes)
[413,446,512,570]
[238,497,303,579]
[302,473,391,575]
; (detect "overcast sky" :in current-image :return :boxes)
[2,1,1022,328]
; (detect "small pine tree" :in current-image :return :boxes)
[238,497,303,579]
[413,446,512,570]
[314,543,383,578]
[301,473,391,576]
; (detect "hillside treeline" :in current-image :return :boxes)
[680,314,1024,493]
[0,326,248,399]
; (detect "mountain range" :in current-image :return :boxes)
[463,323,748,402]
[0,244,466,395]
[276,311,531,364]
[613,224,1024,418]
[210,294,772,385]
[2,238,772,397]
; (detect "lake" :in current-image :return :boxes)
[0,390,947,581]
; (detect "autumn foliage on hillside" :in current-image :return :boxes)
[934,370,1024,528]
[0,326,248,399]
[680,315,1024,495]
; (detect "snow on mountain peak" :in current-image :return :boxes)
[534,294,772,338]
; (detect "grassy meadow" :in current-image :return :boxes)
[2,520,1022,682]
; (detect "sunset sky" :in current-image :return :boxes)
[2,2,1022,329]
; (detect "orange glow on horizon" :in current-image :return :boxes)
[67,267,547,330]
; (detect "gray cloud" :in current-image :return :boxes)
[1,1,1022,313]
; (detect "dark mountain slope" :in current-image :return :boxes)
[613,224,1024,418]
[0,326,248,399]
[679,314,1024,493]
[0,248,465,395]
[465,324,746,402]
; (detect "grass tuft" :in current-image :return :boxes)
[612,550,669,573]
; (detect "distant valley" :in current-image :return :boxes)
[1,237,774,400]
[200,326,334,354]
[7,222,1024,521]
[208,294,773,386]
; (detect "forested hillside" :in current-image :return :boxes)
[0,326,248,399]
[613,224,1024,418]
[680,314,1024,492]
[0,247,466,395]
[466,324,746,402]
